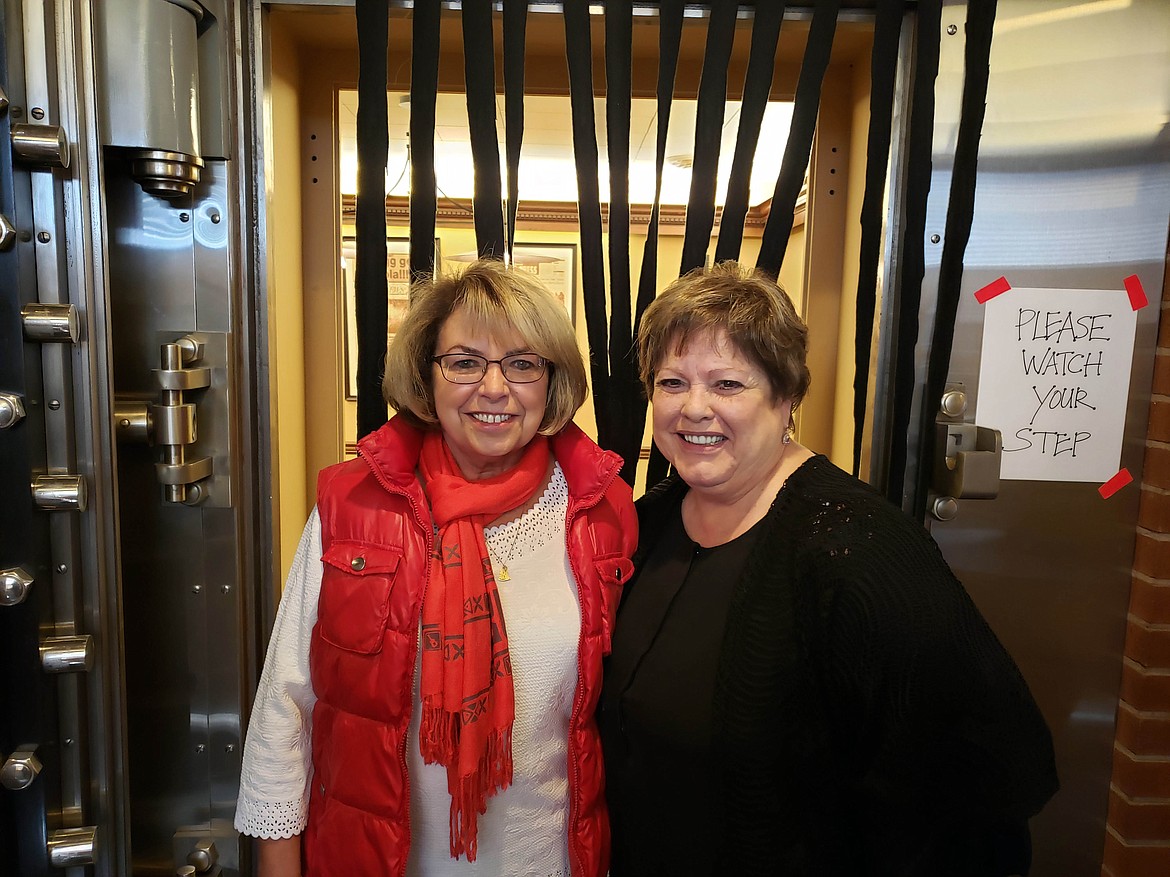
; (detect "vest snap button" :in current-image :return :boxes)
[351,556,366,571]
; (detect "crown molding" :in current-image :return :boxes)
[339,194,803,235]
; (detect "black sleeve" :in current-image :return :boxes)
[818,518,1059,877]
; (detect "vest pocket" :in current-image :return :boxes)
[592,553,634,653]
[319,541,402,654]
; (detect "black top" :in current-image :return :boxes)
[600,508,765,875]
[600,456,1058,877]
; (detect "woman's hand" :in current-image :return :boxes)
[256,836,302,877]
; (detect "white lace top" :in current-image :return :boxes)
[235,465,577,877]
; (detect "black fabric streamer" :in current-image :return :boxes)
[756,0,841,275]
[410,0,440,281]
[912,1,998,518]
[714,1,786,264]
[679,0,738,275]
[639,0,685,488]
[884,0,942,506]
[605,0,639,483]
[851,0,903,476]
[463,0,505,258]
[563,0,613,449]
[502,0,528,261]
[355,0,390,438]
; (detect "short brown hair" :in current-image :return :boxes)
[637,261,810,409]
[383,258,587,434]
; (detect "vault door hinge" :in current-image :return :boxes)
[114,331,233,506]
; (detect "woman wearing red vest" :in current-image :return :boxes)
[235,260,637,877]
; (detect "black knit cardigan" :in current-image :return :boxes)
[631,456,1058,876]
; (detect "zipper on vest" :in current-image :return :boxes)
[362,455,433,877]
[401,519,432,877]
[564,456,622,877]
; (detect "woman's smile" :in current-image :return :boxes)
[678,432,726,447]
[468,412,518,425]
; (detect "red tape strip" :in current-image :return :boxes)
[1098,468,1133,499]
[1124,274,1148,310]
[974,276,1011,304]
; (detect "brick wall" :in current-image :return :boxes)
[1101,297,1170,875]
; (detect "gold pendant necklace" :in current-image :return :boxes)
[487,521,523,583]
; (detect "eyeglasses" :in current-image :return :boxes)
[432,352,548,384]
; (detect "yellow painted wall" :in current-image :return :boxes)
[268,21,309,587]
[298,55,351,520]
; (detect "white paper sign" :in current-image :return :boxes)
[975,287,1137,483]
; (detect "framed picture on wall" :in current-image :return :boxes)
[513,243,576,325]
[443,244,577,325]
[341,237,439,400]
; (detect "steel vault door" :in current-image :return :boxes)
[897,2,1170,874]
[1,0,263,875]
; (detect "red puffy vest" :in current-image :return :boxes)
[304,417,636,877]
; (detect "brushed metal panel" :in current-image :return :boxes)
[204,507,243,876]
[118,483,212,868]
[193,161,233,334]
[196,160,244,876]
[106,165,197,382]
[107,157,246,872]
[919,2,1170,874]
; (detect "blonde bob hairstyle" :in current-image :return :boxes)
[637,261,811,410]
[383,258,587,434]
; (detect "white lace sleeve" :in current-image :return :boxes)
[234,508,323,839]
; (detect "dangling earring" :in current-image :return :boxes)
[782,430,792,445]
[782,412,795,445]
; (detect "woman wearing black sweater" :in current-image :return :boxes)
[599,262,1058,876]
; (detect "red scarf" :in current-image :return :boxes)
[417,431,551,860]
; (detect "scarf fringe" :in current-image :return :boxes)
[419,703,460,764]
[447,727,514,862]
